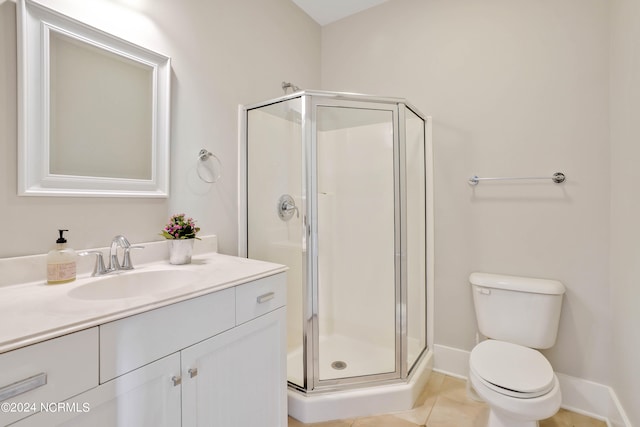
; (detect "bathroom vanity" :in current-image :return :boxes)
[0,252,287,427]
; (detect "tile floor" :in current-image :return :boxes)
[288,372,607,427]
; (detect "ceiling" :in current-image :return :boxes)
[291,0,389,26]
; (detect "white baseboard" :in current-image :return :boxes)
[432,344,631,427]
[433,344,470,378]
[606,388,634,427]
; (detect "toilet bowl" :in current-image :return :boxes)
[469,339,561,427]
[468,272,566,426]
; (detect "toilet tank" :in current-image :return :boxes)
[469,272,565,349]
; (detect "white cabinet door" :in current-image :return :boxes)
[182,307,287,427]
[14,353,181,427]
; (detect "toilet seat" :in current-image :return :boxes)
[470,340,555,399]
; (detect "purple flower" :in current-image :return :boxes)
[161,213,201,239]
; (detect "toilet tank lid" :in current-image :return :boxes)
[469,272,565,295]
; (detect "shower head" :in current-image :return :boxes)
[282,81,300,94]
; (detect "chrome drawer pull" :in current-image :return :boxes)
[256,292,275,304]
[171,376,182,386]
[188,368,198,378]
[0,373,47,402]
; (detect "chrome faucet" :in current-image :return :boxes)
[108,235,130,271]
[79,235,145,276]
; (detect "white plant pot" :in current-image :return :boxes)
[168,239,195,265]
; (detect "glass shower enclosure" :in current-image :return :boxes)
[240,91,428,393]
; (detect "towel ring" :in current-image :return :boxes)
[197,149,222,183]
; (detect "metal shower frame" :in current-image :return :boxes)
[239,90,430,394]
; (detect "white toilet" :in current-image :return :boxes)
[468,272,566,427]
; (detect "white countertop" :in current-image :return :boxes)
[0,252,287,354]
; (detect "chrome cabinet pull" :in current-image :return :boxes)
[188,368,198,378]
[256,292,275,304]
[171,376,182,386]
[0,373,47,402]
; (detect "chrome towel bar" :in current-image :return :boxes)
[468,172,565,186]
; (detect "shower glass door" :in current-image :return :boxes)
[246,97,306,389]
[404,106,427,372]
[313,100,399,385]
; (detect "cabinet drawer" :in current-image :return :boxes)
[0,328,98,426]
[236,273,286,324]
[100,288,235,382]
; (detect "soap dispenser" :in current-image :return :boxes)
[47,229,77,284]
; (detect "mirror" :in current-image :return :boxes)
[17,0,171,197]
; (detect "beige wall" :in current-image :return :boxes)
[610,0,640,424]
[321,0,612,384]
[0,0,320,257]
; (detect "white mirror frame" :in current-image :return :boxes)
[17,0,171,197]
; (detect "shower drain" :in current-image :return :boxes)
[331,361,347,370]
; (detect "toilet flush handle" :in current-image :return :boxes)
[477,287,491,295]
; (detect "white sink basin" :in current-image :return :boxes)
[68,269,201,300]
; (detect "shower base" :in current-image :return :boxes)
[288,334,394,384]
[287,334,424,385]
[287,337,433,423]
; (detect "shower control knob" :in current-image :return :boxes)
[277,194,299,221]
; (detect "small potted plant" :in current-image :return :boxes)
[161,213,200,264]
